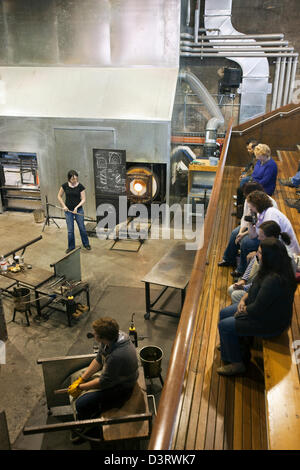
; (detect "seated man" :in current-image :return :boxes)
[68,317,139,421]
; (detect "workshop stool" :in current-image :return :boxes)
[12,307,32,327]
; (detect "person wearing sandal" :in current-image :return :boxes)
[217,238,297,376]
[58,170,91,253]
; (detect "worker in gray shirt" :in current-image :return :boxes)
[68,317,138,420]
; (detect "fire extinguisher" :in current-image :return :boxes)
[129,313,138,347]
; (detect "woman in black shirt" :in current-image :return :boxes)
[217,237,296,376]
[58,170,91,253]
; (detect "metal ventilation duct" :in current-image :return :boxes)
[204,0,270,123]
[179,70,224,143]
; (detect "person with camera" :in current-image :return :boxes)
[230,190,300,278]
[218,182,277,271]
[217,237,297,376]
[246,190,300,255]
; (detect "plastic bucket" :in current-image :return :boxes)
[33,209,45,223]
[209,156,219,166]
[139,345,163,379]
[13,288,31,312]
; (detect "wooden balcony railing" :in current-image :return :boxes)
[148,120,233,450]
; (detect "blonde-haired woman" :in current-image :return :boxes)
[251,143,277,195]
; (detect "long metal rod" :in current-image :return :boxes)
[4,236,43,258]
[271,57,281,111]
[283,57,293,106]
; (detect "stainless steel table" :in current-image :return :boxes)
[141,242,195,319]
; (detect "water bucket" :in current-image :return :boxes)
[13,288,31,312]
[33,209,45,223]
[139,345,163,379]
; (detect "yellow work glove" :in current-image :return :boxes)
[68,376,83,399]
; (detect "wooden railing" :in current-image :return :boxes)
[148,120,233,450]
[227,103,300,166]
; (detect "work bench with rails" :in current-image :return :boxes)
[0,242,90,327]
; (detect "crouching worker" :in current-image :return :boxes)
[68,317,139,421]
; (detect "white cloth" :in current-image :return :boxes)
[256,207,300,255]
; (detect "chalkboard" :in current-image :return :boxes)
[93,149,126,196]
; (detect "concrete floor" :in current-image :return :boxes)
[0,210,195,450]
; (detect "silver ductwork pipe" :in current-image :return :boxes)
[179,70,224,147]
[276,57,287,108]
[181,46,294,53]
[186,0,191,27]
[203,0,270,122]
[194,3,200,43]
[271,57,281,111]
[180,51,298,58]
[288,57,299,103]
[283,57,293,106]
[181,33,285,40]
[181,40,290,47]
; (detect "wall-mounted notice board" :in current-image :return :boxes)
[93,149,126,196]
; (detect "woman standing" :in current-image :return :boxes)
[58,170,91,253]
[227,220,292,304]
[217,238,297,376]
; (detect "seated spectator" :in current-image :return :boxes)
[217,238,297,376]
[279,160,300,188]
[238,139,259,187]
[250,144,277,195]
[233,140,259,217]
[285,196,300,212]
[218,182,277,269]
[231,190,300,277]
[228,221,292,304]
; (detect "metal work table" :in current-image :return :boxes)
[141,242,195,319]
[1,266,54,290]
[0,247,90,326]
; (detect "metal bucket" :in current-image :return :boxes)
[139,345,163,379]
[33,209,45,223]
[13,288,31,312]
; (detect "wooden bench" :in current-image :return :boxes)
[171,166,268,450]
[23,356,152,446]
[149,155,300,450]
[262,149,300,450]
[99,366,151,442]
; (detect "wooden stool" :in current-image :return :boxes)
[12,308,32,326]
